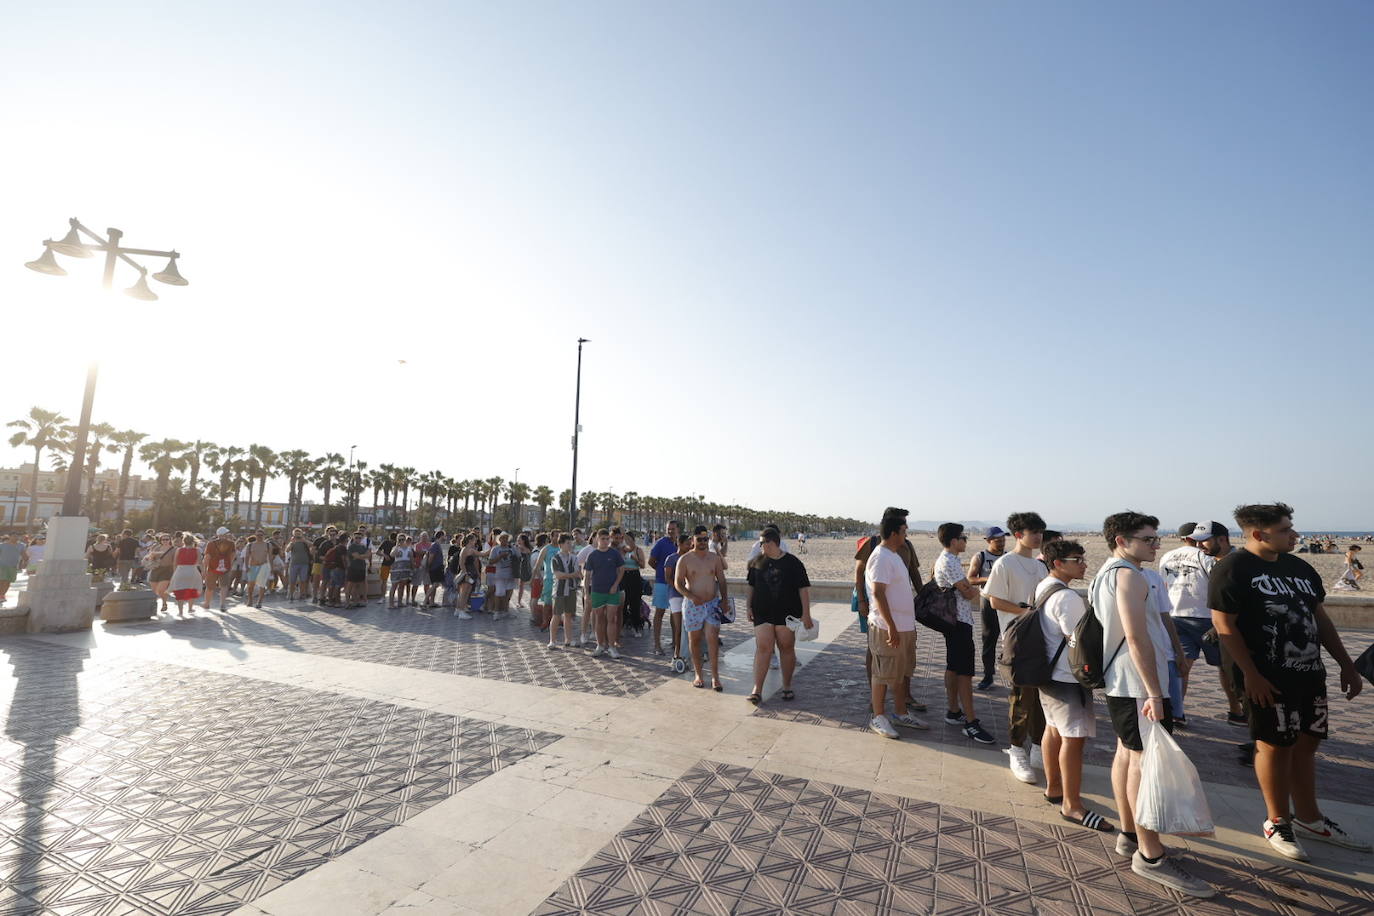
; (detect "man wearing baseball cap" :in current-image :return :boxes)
[1160,520,1244,726]
[970,526,1009,690]
[202,527,236,612]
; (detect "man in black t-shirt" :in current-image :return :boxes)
[115,527,141,586]
[1210,502,1369,860]
[745,528,813,704]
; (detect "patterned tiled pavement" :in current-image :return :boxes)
[0,639,559,915]
[109,600,752,699]
[752,620,1374,806]
[537,761,1374,916]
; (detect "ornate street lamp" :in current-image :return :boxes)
[24,218,189,518]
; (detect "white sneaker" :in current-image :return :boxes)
[1130,851,1215,898]
[890,712,930,730]
[1005,746,1037,784]
[608,646,621,660]
[591,646,606,658]
[457,611,472,620]
[1027,743,1044,771]
[769,655,779,670]
[869,715,899,739]
[1264,819,1310,861]
[1293,816,1373,851]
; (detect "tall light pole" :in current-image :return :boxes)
[570,338,588,530]
[25,218,188,518]
[348,445,357,524]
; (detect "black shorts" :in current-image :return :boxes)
[346,569,366,583]
[1106,696,1173,752]
[1245,685,1328,747]
[750,604,792,628]
[943,622,975,677]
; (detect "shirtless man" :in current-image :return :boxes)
[674,530,731,690]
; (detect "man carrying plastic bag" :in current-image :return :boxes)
[1135,716,1214,836]
[1090,511,1215,898]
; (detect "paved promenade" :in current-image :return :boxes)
[1,594,1371,915]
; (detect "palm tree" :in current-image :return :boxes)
[209,445,243,520]
[72,422,118,520]
[507,481,531,531]
[139,438,190,529]
[185,439,217,498]
[600,491,620,527]
[533,485,555,525]
[246,444,277,526]
[314,453,345,526]
[228,458,250,521]
[367,468,387,525]
[623,491,640,531]
[578,491,599,528]
[375,463,396,526]
[275,449,312,526]
[397,466,417,527]
[7,408,70,529]
[484,477,503,527]
[559,489,574,528]
[110,428,147,527]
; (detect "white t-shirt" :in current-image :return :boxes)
[1035,577,1086,684]
[933,550,975,626]
[866,545,915,632]
[1142,567,1175,662]
[1090,558,1172,700]
[576,544,596,568]
[1158,545,1213,619]
[746,539,789,562]
[983,552,1048,634]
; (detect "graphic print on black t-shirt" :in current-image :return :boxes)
[746,553,811,619]
[1209,550,1326,688]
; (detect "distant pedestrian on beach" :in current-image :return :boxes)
[969,526,1008,690]
[1334,544,1363,590]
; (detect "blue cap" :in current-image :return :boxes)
[985,526,1010,539]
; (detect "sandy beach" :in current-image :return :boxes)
[731,533,1364,589]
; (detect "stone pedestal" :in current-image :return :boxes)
[22,516,96,633]
[100,589,158,623]
[366,571,383,598]
[93,580,115,610]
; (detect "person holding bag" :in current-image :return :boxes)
[146,533,178,614]
[931,523,995,745]
[1091,511,1213,899]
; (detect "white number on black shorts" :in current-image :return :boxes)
[1272,702,1300,739]
[1309,697,1329,736]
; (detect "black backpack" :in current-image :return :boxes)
[997,580,1070,687]
[1070,561,1128,690]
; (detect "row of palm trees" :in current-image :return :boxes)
[7,405,872,535]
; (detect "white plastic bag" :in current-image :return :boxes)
[1135,713,1214,837]
[785,616,819,642]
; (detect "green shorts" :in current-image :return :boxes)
[0,565,15,582]
[591,590,621,609]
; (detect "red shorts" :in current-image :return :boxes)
[531,578,543,602]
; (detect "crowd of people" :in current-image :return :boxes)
[3,499,1371,902]
[852,503,1370,900]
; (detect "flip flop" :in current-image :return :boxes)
[781,689,795,701]
[1044,793,1063,805]
[713,681,723,692]
[747,693,761,705]
[693,679,705,689]
[1061,810,1115,832]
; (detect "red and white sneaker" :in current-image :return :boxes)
[1294,816,1373,852]
[1263,819,1309,861]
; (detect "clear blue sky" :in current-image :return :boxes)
[3,2,1372,528]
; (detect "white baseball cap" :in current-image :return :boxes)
[216,526,231,536]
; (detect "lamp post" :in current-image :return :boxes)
[570,338,588,530]
[348,445,357,524]
[25,218,189,518]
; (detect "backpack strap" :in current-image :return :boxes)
[1036,579,1072,669]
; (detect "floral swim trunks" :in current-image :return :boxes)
[683,596,729,632]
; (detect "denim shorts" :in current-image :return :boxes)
[289,563,310,584]
[328,569,345,587]
[1173,616,1219,666]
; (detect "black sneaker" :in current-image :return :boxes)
[1173,714,1188,729]
[975,677,994,691]
[1227,712,1248,728]
[1238,742,1255,767]
[944,710,967,726]
[962,719,996,745]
